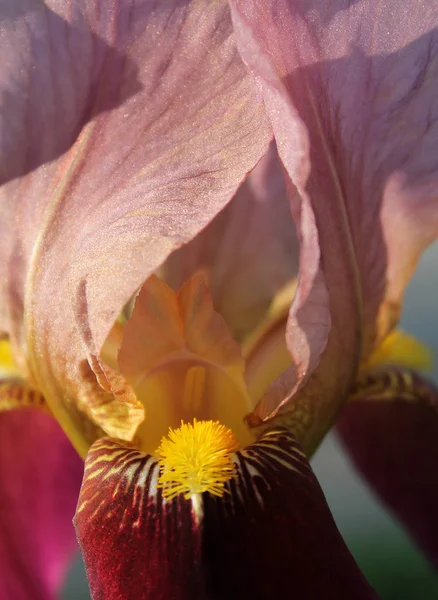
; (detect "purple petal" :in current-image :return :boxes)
[0,1,272,453]
[230,1,438,452]
[0,408,83,600]
[75,429,379,599]
[338,368,438,568]
[162,142,299,342]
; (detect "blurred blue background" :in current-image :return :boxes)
[62,243,438,599]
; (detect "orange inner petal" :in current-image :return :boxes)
[118,275,253,453]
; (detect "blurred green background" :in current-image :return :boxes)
[62,244,438,599]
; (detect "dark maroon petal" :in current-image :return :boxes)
[75,429,379,599]
[337,368,438,568]
[203,429,378,599]
[0,408,83,600]
[74,440,204,600]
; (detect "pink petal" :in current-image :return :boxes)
[162,142,299,341]
[0,1,272,452]
[0,408,83,600]
[230,1,438,452]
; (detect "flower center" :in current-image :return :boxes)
[116,274,253,453]
[156,419,238,500]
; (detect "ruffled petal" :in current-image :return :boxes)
[162,142,299,341]
[0,0,272,454]
[119,275,252,450]
[75,428,379,599]
[338,368,438,568]
[230,1,438,452]
[0,408,83,600]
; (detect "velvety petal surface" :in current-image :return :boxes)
[75,428,378,599]
[162,141,299,342]
[0,408,83,600]
[338,368,438,568]
[0,0,272,455]
[231,1,438,453]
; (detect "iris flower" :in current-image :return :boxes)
[1,1,438,599]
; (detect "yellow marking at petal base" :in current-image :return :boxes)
[156,420,238,500]
[0,339,20,377]
[0,380,49,413]
[363,329,433,373]
[182,366,206,413]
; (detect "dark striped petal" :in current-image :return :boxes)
[74,429,378,599]
[338,368,438,567]
[76,440,203,599]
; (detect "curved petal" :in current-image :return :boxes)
[338,368,438,568]
[75,428,378,599]
[119,275,253,450]
[0,408,83,600]
[230,1,438,453]
[0,1,272,454]
[162,141,299,342]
